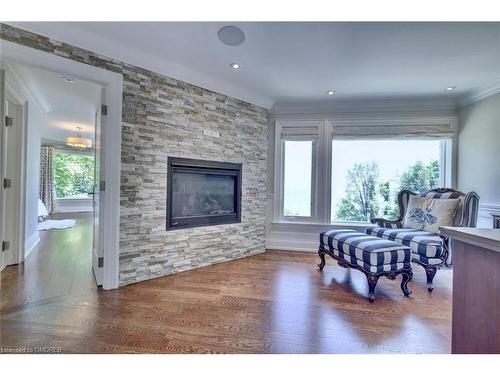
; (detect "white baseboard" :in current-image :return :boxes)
[477,203,500,228]
[266,239,317,252]
[55,207,93,213]
[25,231,40,258]
[265,221,374,252]
[54,198,93,213]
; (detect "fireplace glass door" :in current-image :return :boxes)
[167,158,242,230]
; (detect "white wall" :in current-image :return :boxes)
[458,93,500,228]
[25,101,42,255]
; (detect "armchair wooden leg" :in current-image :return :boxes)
[424,265,438,291]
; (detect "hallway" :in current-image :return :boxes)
[1,213,95,312]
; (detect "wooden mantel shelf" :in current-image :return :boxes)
[439,226,500,253]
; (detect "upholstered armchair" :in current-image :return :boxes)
[367,188,480,291]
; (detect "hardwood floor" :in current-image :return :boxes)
[1,214,452,353]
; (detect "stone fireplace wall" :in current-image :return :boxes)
[1,24,268,286]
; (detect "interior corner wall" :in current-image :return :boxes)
[0,23,269,286]
[458,92,500,228]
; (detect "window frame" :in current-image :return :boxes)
[273,117,457,225]
[274,120,325,223]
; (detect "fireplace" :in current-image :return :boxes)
[166,157,242,230]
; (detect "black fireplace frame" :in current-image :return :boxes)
[166,157,242,231]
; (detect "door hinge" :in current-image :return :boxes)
[98,257,104,268]
[3,178,12,189]
[5,116,13,127]
[2,241,9,252]
[99,181,105,192]
[101,105,108,116]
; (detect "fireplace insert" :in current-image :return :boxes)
[166,157,242,230]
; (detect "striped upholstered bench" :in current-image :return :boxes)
[318,229,412,302]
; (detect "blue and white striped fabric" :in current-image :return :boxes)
[411,253,443,266]
[320,229,411,273]
[419,191,462,199]
[365,227,443,258]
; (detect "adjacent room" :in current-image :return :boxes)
[1,20,499,356]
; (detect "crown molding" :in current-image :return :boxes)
[3,62,51,114]
[457,77,500,108]
[270,96,458,115]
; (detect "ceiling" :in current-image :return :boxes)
[10,22,500,109]
[9,62,101,142]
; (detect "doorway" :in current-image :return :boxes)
[1,61,104,287]
[0,40,122,289]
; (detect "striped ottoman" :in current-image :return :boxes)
[318,229,412,301]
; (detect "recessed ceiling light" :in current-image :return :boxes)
[444,86,456,92]
[230,63,240,70]
[327,90,335,96]
[218,25,246,46]
[62,76,75,83]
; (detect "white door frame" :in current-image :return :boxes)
[0,40,123,290]
[1,85,26,267]
[0,69,6,272]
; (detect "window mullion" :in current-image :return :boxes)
[324,121,333,223]
[313,120,331,224]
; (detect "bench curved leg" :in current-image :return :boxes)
[318,248,326,271]
[366,274,379,302]
[400,270,412,297]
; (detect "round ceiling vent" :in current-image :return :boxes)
[218,25,246,46]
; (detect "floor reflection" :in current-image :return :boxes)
[269,256,451,353]
[2,245,452,353]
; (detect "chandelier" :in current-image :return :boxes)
[66,126,92,149]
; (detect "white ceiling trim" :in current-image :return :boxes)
[7,22,274,109]
[270,96,458,115]
[456,77,500,108]
[4,62,51,114]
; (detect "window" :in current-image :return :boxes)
[283,141,314,217]
[331,139,443,222]
[276,123,321,221]
[274,119,455,225]
[53,151,95,199]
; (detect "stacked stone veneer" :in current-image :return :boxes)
[0,24,268,286]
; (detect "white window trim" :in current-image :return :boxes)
[274,120,325,223]
[273,116,458,226]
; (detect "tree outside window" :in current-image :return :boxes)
[335,159,440,222]
[332,139,442,222]
[53,152,94,198]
